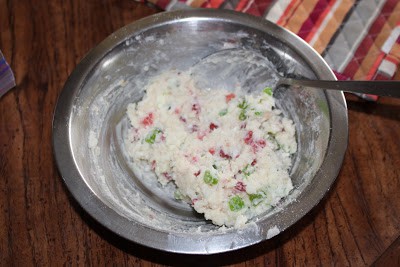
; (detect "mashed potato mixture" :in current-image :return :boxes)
[125,70,297,228]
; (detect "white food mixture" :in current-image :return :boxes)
[125,70,297,228]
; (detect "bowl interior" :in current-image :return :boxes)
[54,10,348,254]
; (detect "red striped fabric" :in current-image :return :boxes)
[343,0,398,79]
[278,0,302,26]
[298,0,330,40]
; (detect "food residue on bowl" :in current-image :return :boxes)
[124,70,297,228]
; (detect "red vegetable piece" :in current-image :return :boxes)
[244,131,253,145]
[250,140,266,153]
[209,123,218,131]
[235,181,246,192]
[141,112,153,126]
[257,139,266,148]
[219,149,232,160]
[225,93,236,103]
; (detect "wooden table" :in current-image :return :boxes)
[1,1,399,265]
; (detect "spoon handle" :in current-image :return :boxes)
[282,79,400,98]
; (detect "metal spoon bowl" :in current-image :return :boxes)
[191,49,400,98]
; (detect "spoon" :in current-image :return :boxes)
[191,49,400,98]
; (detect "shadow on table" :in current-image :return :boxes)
[345,95,400,121]
[65,179,335,266]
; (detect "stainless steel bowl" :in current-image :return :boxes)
[53,9,348,254]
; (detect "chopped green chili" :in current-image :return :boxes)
[263,87,273,96]
[248,193,264,206]
[145,128,162,144]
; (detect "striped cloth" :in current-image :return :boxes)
[0,50,16,98]
[142,0,400,101]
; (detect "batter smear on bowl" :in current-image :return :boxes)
[125,70,297,228]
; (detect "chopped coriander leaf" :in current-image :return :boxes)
[219,108,228,116]
[229,195,245,211]
[238,99,249,110]
[254,111,262,116]
[238,99,249,120]
[203,170,218,185]
[145,128,162,144]
[239,110,247,121]
[242,164,254,177]
[267,132,283,150]
[263,87,273,96]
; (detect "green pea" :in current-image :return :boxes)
[203,170,218,185]
[229,195,245,211]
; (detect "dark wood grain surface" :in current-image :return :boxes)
[1,1,399,266]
